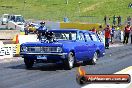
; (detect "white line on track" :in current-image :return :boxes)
[110,43,124,48]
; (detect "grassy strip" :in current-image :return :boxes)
[0,0,132,24]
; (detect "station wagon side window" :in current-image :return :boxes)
[71,32,77,40]
[84,33,91,42]
[78,32,85,41]
[96,34,102,42]
[54,32,77,40]
[90,34,99,42]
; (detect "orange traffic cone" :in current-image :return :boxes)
[15,34,19,44]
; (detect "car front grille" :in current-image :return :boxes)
[27,47,59,53]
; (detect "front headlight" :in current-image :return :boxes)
[57,47,62,52]
[21,46,27,52]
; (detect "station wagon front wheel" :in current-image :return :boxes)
[64,52,75,70]
[24,58,34,69]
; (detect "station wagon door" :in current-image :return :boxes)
[84,32,95,59]
[75,32,88,61]
[89,33,99,57]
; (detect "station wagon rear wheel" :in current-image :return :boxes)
[64,52,75,70]
[24,58,34,69]
[90,52,98,65]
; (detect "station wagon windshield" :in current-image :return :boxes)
[53,32,77,40]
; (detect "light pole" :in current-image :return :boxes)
[23,0,26,16]
[65,0,68,4]
[64,0,68,22]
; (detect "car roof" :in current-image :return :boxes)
[49,29,79,32]
[49,29,96,34]
[81,30,96,34]
[87,31,96,34]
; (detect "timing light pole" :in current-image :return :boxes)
[78,2,82,16]
[23,0,26,16]
[65,0,68,4]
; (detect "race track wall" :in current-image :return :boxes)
[60,22,101,30]
[0,30,20,39]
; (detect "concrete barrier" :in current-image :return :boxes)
[12,34,38,44]
[60,22,101,30]
[18,34,38,44]
[0,30,20,39]
[0,41,4,59]
[0,44,20,58]
[15,44,20,56]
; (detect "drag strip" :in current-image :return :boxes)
[0,45,132,88]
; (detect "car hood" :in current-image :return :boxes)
[21,42,63,47]
[57,40,75,43]
[21,40,75,47]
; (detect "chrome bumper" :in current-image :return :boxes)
[20,52,67,56]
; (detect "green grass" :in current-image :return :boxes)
[0,0,132,24]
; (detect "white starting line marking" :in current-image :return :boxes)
[81,66,132,88]
[110,44,124,48]
[0,57,22,63]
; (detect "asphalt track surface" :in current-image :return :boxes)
[0,44,132,88]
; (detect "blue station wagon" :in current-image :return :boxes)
[20,29,105,69]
